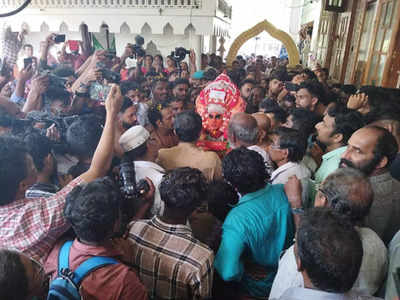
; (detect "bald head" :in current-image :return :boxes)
[252,112,271,133]
[319,168,373,223]
[228,112,259,148]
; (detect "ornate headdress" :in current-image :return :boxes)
[196,73,246,139]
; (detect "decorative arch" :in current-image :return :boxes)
[163,23,174,36]
[120,22,131,34]
[141,23,152,35]
[59,22,68,33]
[40,22,49,33]
[226,20,300,68]
[184,23,196,36]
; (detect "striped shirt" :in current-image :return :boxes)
[128,216,214,299]
[0,177,83,263]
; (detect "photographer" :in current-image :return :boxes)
[119,125,165,217]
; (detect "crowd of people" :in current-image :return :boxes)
[0,30,400,300]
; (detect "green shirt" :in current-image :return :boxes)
[310,146,347,202]
[214,184,294,298]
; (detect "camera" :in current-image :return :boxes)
[129,35,146,58]
[96,62,121,84]
[170,47,190,63]
[119,160,150,202]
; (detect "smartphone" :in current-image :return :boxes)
[284,81,300,92]
[54,34,66,44]
[24,57,33,69]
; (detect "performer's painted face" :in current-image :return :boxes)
[207,112,224,131]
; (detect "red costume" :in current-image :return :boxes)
[196,73,246,154]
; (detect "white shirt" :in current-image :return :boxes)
[270,227,388,299]
[270,161,311,207]
[277,287,381,300]
[247,145,275,175]
[135,160,166,216]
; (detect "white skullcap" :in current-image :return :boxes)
[119,125,150,152]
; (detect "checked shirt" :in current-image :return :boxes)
[0,177,83,263]
[128,216,214,300]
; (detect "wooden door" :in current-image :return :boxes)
[349,1,377,86]
[331,13,350,81]
[363,0,399,86]
[316,11,337,69]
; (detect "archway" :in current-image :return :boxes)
[226,20,300,68]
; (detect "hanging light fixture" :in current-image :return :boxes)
[325,0,346,12]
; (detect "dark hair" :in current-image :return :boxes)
[272,127,306,162]
[259,98,280,113]
[68,162,90,179]
[297,208,363,293]
[174,111,202,142]
[341,84,357,95]
[207,180,238,222]
[299,80,326,105]
[120,81,140,96]
[64,177,121,242]
[301,68,317,81]
[268,107,288,124]
[222,147,268,195]
[0,136,28,205]
[148,102,169,129]
[172,78,190,89]
[288,108,320,137]
[66,116,102,159]
[150,78,168,91]
[154,54,164,64]
[368,125,399,168]
[44,88,71,106]
[203,68,217,81]
[327,106,364,145]
[320,168,373,223]
[23,132,52,172]
[120,96,135,113]
[23,44,33,50]
[145,54,153,61]
[0,249,29,300]
[159,167,207,212]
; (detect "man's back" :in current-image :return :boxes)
[215,184,294,297]
[45,239,148,300]
[128,216,214,299]
[367,171,400,244]
[158,142,222,181]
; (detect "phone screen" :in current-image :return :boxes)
[54,34,66,44]
[24,57,33,69]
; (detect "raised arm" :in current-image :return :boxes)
[79,84,123,183]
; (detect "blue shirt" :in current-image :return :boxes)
[215,184,294,298]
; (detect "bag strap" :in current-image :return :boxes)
[71,256,119,287]
[57,241,73,276]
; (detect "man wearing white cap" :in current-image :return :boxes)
[119,125,166,216]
